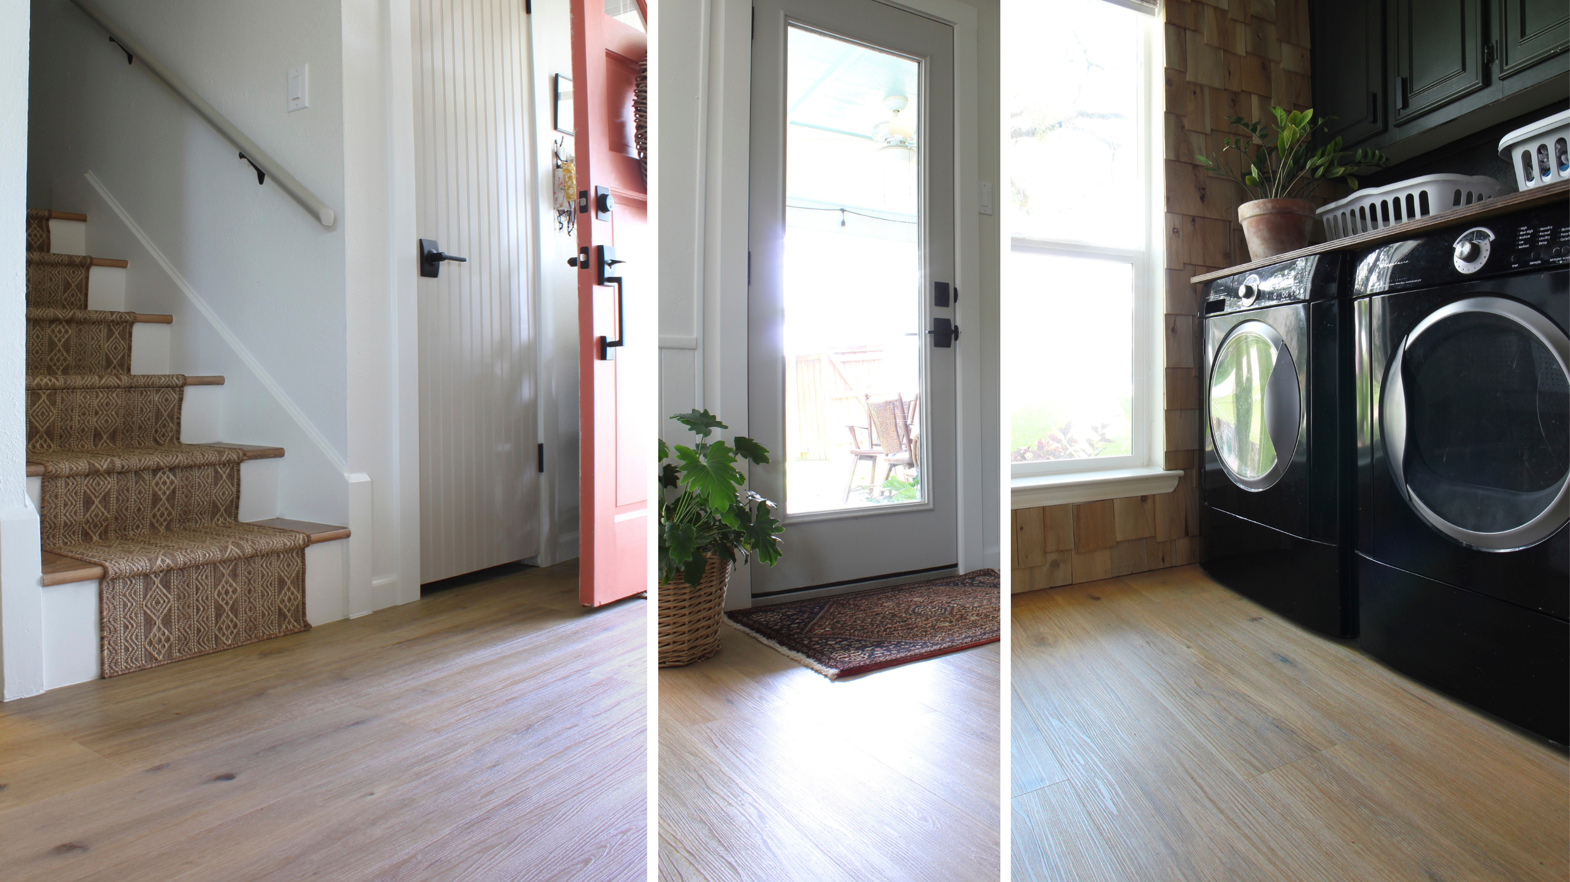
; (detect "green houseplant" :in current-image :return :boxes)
[657,409,783,666]
[1197,107,1389,260]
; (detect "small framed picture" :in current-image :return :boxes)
[554,75,574,136]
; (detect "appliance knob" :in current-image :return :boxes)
[1451,230,1492,274]
[1238,282,1259,305]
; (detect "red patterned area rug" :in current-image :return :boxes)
[724,569,1000,679]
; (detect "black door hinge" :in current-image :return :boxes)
[538,442,545,473]
[1482,41,1496,67]
[524,0,531,12]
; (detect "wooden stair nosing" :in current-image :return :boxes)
[24,255,129,268]
[26,442,284,478]
[40,520,350,586]
[26,313,173,324]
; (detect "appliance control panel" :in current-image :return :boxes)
[1354,204,1570,295]
[1204,254,1341,315]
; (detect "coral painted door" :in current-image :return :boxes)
[573,0,650,606]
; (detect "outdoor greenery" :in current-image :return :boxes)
[658,410,784,587]
[1197,107,1390,201]
[1011,398,1132,463]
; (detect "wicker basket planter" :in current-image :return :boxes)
[658,555,733,667]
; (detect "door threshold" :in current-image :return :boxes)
[750,564,960,606]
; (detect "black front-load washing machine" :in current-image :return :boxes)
[1353,202,1569,743]
[1200,254,1355,638]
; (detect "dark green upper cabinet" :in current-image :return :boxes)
[1311,0,1569,159]
[1314,0,1386,147]
[1498,0,1570,79]
[1394,0,1487,125]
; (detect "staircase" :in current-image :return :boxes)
[24,209,349,690]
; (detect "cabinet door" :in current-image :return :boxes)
[1393,0,1487,125]
[1498,0,1570,78]
[1314,0,1385,147]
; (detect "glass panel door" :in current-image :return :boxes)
[781,26,924,516]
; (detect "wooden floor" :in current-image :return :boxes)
[0,561,646,882]
[658,622,1001,881]
[1012,565,1570,882]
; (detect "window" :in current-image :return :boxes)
[1003,0,1168,500]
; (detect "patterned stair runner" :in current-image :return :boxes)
[25,215,309,677]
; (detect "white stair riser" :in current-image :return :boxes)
[130,322,171,374]
[86,265,125,311]
[47,219,86,256]
[181,385,222,442]
[41,537,348,690]
[26,457,277,515]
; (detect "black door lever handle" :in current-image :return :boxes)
[419,238,468,278]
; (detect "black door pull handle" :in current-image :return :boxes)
[596,245,627,360]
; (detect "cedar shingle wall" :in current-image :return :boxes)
[1010,0,1313,591]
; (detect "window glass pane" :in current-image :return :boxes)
[604,0,645,32]
[1007,252,1133,463]
[783,27,924,515]
[1004,0,1143,249]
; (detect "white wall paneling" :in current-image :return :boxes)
[411,0,541,583]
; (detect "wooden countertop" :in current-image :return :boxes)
[1190,180,1570,285]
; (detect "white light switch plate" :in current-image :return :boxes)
[288,64,309,112]
[980,181,994,216]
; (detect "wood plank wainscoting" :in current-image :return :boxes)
[1013,0,1329,590]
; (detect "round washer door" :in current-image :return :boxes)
[1210,320,1301,491]
[1382,296,1570,551]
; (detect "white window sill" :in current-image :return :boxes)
[1010,466,1182,510]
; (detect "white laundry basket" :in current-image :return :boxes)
[1499,109,1570,190]
[1317,174,1505,241]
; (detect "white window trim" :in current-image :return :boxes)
[1005,2,1178,509]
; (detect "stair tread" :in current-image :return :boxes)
[25,308,173,324]
[30,209,88,222]
[41,520,349,585]
[26,442,284,477]
[25,374,223,387]
[24,253,128,268]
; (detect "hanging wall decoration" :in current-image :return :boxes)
[635,58,649,183]
[553,138,576,236]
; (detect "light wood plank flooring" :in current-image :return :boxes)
[0,561,646,882]
[659,623,1001,881]
[1012,565,1569,882]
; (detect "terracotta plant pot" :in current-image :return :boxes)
[1238,198,1316,261]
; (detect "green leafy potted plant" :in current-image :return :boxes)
[657,409,783,667]
[1198,107,1390,260]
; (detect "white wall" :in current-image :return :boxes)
[657,0,1002,608]
[1,0,46,700]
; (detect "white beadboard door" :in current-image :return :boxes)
[412,0,540,584]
